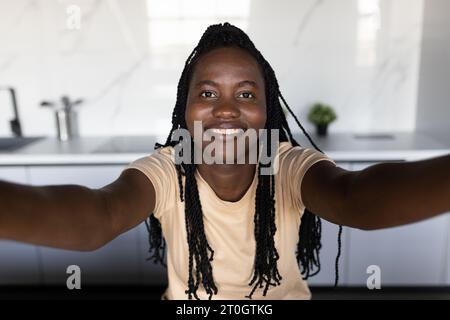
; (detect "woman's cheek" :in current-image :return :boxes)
[246,106,267,129]
[190,103,212,122]
[185,103,208,133]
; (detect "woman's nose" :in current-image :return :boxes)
[212,99,240,119]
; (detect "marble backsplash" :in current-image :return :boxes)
[0,0,424,137]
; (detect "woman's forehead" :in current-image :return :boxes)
[190,47,265,86]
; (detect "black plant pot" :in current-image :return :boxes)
[316,124,328,136]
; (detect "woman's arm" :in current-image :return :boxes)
[0,169,155,251]
[301,154,450,230]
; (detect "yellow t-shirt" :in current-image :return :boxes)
[124,141,336,300]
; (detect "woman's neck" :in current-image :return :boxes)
[197,163,256,202]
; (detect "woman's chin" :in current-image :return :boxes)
[201,147,249,164]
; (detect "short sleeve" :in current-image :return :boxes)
[122,147,179,220]
[279,146,336,214]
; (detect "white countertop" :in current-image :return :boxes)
[0,132,449,165]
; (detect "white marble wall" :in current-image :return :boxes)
[0,0,424,138]
[416,0,450,147]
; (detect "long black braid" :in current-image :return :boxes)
[145,22,343,299]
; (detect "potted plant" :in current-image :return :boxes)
[307,102,337,136]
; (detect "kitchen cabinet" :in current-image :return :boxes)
[445,219,450,285]
[345,162,449,286]
[0,167,42,284]
[27,165,143,285]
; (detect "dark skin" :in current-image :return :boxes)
[185,47,267,202]
[303,158,450,230]
[0,47,449,251]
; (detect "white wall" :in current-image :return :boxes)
[416,0,450,146]
[0,0,424,138]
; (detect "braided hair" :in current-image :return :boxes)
[145,22,343,299]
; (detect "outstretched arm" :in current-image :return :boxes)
[301,154,450,230]
[0,169,155,251]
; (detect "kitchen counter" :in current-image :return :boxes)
[295,131,450,161]
[0,132,449,165]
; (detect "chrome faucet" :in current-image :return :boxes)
[0,87,22,137]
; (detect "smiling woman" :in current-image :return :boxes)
[124,22,340,300]
[0,22,449,302]
[122,22,450,300]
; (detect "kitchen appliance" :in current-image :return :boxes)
[41,96,83,141]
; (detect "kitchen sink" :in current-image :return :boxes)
[0,137,44,152]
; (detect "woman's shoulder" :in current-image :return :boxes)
[275,140,335,172]
[278,141,330,159]
[124,145,178,187]
[154,145,176,162]
[277,141,307,159]
[131,145,176,166]
[124,145,179,218]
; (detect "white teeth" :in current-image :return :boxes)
[209,128,243,135]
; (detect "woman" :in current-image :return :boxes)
[0,23,449,300]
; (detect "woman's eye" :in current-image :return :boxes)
[200,91,216,98]
[239,92,255,99]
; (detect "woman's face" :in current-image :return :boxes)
[185,46,267,163]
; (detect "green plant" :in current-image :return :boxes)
[308,103,337,125]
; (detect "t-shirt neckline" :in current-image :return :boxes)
[195,166,259,207]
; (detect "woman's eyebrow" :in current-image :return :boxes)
[194,79,259,88]
[194,80,218,88]
[237,80,258,88]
